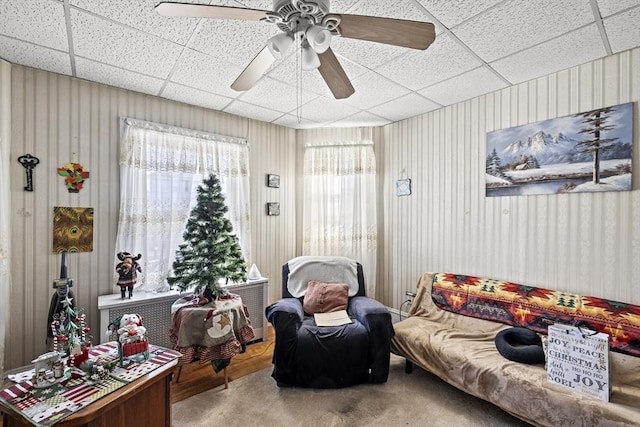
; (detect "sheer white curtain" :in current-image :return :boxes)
[0,60,10,374]
[115,118,251,293]
[302,138,377,295]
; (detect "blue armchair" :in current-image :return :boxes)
[265,256,394,388]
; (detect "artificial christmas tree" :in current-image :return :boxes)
[167,174,247,299]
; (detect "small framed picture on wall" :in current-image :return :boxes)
[266,202,280,216]
[267,174,280,188]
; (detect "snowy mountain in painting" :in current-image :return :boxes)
[501,130,631,165]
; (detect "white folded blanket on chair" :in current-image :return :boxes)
[287,256,359,298]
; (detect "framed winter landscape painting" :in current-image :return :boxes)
[486,102,633,197]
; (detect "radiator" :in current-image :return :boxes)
[99,278,269,348]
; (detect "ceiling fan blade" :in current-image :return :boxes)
[318,48,354,99]
[155,2,268,21]
[231,46,277,92]
[338,14,435,50]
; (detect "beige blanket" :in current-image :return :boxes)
[287,256,359,297]
[391,273,640,427]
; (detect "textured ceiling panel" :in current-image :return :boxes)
[1,1,639,128]
[162,82,234,111]
[330,36,409,70]
[71,9,183,79]
[415,0,503,28]
[374,33,482,90]
[368,92,441,122]
[330,111,390,128]
[419,66,508,106]
[343,71,412,110]
[188,18,279,68]
[223,98,287,122]
[236,76,318,114]
[454,0,594,62]
[272,113,319,129]
[70,0,209,45]
[75,57,165,95]
[347,0,432,21]
[596,0,640,17]
[0,35,71,76]
[296,96,362,123]
[169,48,244,98]
[604,7,640,53]
[0,0,68,51]
[491,24,607,85]
[267,52,368,97]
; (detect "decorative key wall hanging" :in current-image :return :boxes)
[18,154,40,191]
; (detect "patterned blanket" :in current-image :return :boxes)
[431,272,640,357]
[170,293,255,367]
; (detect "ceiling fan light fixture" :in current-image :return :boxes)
[306,25,331,53]
[267,32,294,59]
[301,45,321,70]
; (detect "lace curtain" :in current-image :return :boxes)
[0,62,9,373]
[302,139,378,296]
[115,118,251,293]
[0,135,9,374]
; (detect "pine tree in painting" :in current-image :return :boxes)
[575,107,619,184]
[486,147,506,178]
[167,174,247,298]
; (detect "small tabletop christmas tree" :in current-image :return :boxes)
[167,174,247,299]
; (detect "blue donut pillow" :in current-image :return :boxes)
[494,327,545,365]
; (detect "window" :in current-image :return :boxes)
[115,118,251,292]
[302,140,377,294]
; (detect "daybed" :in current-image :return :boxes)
[391,272,640,427]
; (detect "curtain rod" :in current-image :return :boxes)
[121,117,248,146]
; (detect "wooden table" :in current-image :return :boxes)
[1,353,177,427]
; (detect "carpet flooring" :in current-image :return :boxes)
[172,354,533,427]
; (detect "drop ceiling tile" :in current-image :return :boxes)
[330,36,409,70]
[415,0,503,28]
[596,0,640,17]
[272,114,320,129]
[265,53,329,96]
[71,8,183,79]
[169,48,244,98]
[453,0,594,62]
[162,82,234,111]
[237,76,318,114]
[375,32,482,90]
[75,57,165,95]
[0,36,71,75]
[604,6,640,53]
[0,0,68,51]
[419,66,507,106]
[347,0,431,21]
[267,52,368,97]
[188,18,279,68]
[368,93,441,122]
[296,96,362,123]
[70,0,211,46]
[223,99,286,123]
[329,111,391,128]
[491,24,607,85]
[226,1,273,11]
[343,71,411,110]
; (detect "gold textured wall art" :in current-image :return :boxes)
[53,207,94,253]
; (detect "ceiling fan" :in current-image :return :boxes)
[155,0,435,99]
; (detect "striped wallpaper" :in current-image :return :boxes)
[3,47,639,369]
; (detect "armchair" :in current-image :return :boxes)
[265,256,394,388]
